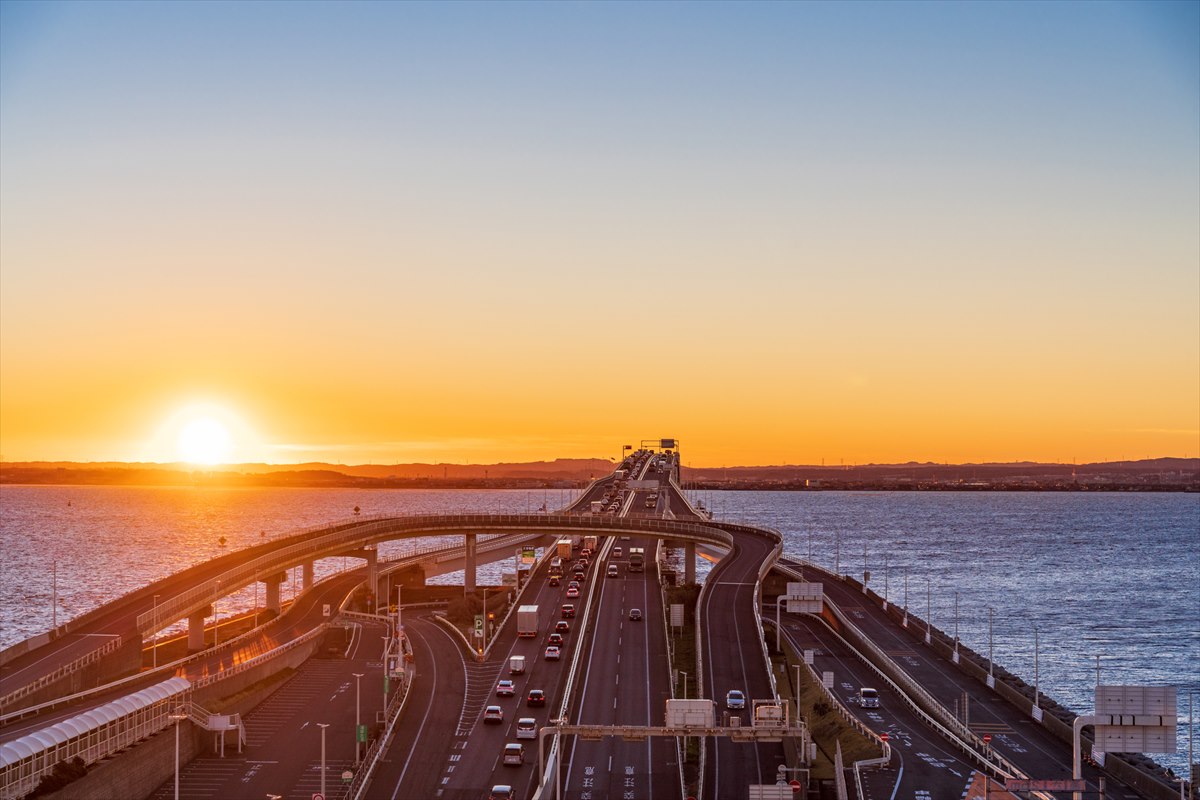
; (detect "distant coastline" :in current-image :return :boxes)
[1,457,1196,492]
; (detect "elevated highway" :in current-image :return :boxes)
[9,447,1163,800]
[0,510,737,718]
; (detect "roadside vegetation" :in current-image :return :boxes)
[769,627,878,780]
[662,582,702,791]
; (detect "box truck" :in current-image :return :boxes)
[517,605,539,638]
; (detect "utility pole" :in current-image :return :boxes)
[353,672,364,763]
[317,723,329,798]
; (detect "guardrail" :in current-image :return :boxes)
[656,543,689,800]
[347,633,416,800]
[482,541,557,661]
[2,541,432,722]
[135,513,737,641]
[753,538,784,701]
[773,564,1050,798]
[541,535,613,798]
[0,635,124,712]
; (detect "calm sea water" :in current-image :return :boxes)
[1,486,1196,772]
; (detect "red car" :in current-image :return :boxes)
[554,621,571,635]
[546,632,564,647]
[561,604,575,618]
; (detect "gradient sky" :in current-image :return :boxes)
[2,0,1197,467]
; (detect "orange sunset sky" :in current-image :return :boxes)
[1,2,1197,468]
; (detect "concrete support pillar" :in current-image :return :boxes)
[263,572,287,614]
[365,547,378,604]
[685,540,696,585]
[465,534,477,593]
[188,605,213,652]
[302,560,315,590]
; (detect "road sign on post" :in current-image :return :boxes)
[356,724,368,743]
[474,615,484,638]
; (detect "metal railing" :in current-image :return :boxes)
[536,535,614,799]
[0,635,124,712]
[347,633,416,800]
[773,564,1050,797]
[0,677,192,800]
[135,513,736,639]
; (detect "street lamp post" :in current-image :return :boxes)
[953,591,960,663]
[903,567,909,628]
[925,579,932,645]
[862,539,868,594]
[353,672,364,764]
[382,635,390,719]
[52,559,57,630]
[214,581,221,648]
[1033,624,1040,711]
[988,606,995,686]
[153,594,160,669]
[317,723,329,798]
[169,709,188,800]
[883,554,889,609]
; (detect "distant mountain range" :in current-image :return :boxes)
[0,457,1196,489]
[678,457,1200,482]
[0,458,617,487]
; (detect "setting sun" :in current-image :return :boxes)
[176,418,233,465]
[139,402,262,465]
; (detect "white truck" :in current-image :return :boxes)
[517,605,539,638]
[583,535,598,551]
[509,655,526,674]
[664,698,715,728]
[556,539,573,559]
[589,501,604,514]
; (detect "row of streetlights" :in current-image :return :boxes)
[170,666,371,800]
[866,563,1044,710]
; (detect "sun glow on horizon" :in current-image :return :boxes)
[143,402,262,465]
[176,417,232,465]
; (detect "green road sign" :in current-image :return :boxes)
[356,724,368,743]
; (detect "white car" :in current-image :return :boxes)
[502,743,524,766]
[516,717,537,740]
[726,690,746,710]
